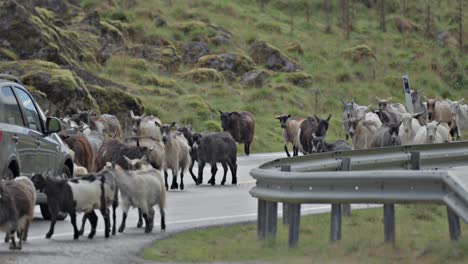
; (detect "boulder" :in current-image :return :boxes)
[0,1,99,66]
[197,53,256,76]
[342,45,376,62]
[241,69,272,87]
[126,45,181,72]
[0,60,97,115]
[178,68,225,83]
[249,41,300,72]
[182,41,210,64]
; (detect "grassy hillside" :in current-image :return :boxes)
[1,0,467,153]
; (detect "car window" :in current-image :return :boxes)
[13,87,42,132]
[0,86,24,126]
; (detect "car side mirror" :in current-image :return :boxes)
[46,117,62,134]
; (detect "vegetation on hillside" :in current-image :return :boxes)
[144,205,468,263]
[0,0,466,153]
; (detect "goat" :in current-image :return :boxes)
[311,136,352,153]
[0,177,36,250]
[32,170,117,240]
[219,111,255,155]
[370,122,402,148]
[376,96,407,123]
[447,99,468,140]
[62,135,94,172]
[299,114,331,154]
[410,89,428,125]
[94,139,147,172]
[177,126,197,183]
[193,132,237,185]
[399,113,423,145]
[276,114,304,157]
[413,121,451,144]
[73,110,122,139]
[425,98,453,133]
[129,110,162,141]
[341,99,370,140]
[73,163,89,176]
[124,137,165,171]
[348,117,380,149]
[106,158,166,234]
[156,122,191,190]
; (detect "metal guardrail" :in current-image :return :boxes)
[249,142,468,247]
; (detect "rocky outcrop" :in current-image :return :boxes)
[241,69,272,87]
[182,41,210,64]
[249,41,300,72]
[197,53,256,76]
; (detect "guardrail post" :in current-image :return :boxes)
[447,208,461,241]
[330,204,342,242]
[266,201,278,239]
[288,203,301,248]
[258,199,267,240]
[281,165,291,225]
[340,158,352,216]
[410,152,420,170]
[384,204,395,244]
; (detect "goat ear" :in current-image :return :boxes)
[287,114,291,118]
[154,121,160,127]
[217,109,223,115]
[275,116,280,120]
[326,114,332,122]
[170,122,177,128]
[314,114,320,122]
[436,121,442,126]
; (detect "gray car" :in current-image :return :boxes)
[0,74,73,219]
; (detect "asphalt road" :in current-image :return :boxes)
[0,152,371,264]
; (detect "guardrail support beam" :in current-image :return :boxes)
[257,199,267,240]
[384,204,395,244]
[281,165,291,225]
[410,152,421,170]
[288,203,301,248]
[266,201,278,239]
[447,208,461,241]
[330,204,342,242]
[341,158,352,217]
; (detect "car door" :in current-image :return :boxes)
[0,86,37,177]
[13,87,58,175]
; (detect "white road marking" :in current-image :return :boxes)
[27,205,331,241]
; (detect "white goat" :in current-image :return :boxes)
[106,158,166,234]
[399,113,422,145]
[413,121,451,144]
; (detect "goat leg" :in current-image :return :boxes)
[118,212,127,233]
[70,212,80,240]
[164,171,169,190]
[170,169,179,190]
[284,145,291,157]
[160,206,166,231]
[87,211,98,239]
[137,208,143,228]
[9,231,17,250]
[221,162,228,185]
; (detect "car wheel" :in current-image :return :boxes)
[40,165,71,221]
[5,168,15,180]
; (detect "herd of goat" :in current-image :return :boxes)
[2,88,468,250]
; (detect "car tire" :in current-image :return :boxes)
[40,165,72,221]
[5,168,15,180]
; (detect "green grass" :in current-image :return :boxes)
[77,0,468,153]
[144,205,468,263]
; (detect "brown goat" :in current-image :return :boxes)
[219,111,255,155]
[94,139,146,172]
[426,98,453,127]
[63,135,94,173]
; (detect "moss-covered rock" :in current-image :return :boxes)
[197,53,256,76]
[87,84,143,115]
[241,69,272,87]
[0,60,97,115]
[286,72,313,87]
[125,45,181,72]
[249,41,300,72]
[172,20,232,46]
[342,45,376,62]
[0,1,99,67]
[178,68,225,83]
[182,41,210,64]
[0,48,17,61]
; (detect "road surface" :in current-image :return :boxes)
[0,152,371,264]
